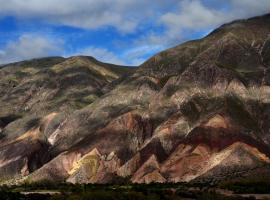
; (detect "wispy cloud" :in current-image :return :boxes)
[122,45,163,66]
[0,34,63,64]
[70,45,161,66]
[135,0,270,50]
[73,46,125,65]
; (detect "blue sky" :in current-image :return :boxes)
[0,0,269,66]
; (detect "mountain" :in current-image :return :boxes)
[0,56,134,183]
[1,14,270,185]
[0,56,133,135]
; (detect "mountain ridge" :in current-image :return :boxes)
[1,14,270,185]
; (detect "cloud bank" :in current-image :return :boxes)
[0,0,270,65]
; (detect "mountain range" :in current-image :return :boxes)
[1,14,270,185]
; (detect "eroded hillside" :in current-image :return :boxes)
[1,14,270,185]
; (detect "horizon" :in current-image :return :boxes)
[0,0,270,66]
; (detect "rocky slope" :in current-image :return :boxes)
[0,56,133,183]
[1,14,270,185]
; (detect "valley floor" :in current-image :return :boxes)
[1,182,270,200]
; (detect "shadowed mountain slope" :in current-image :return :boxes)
[1,14,270,185]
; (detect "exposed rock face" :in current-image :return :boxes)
[132,154,165,184]
[1,14,270,185]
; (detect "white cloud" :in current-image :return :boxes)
[74,46,125,65]
[230,0,270,18]
[161,0,225,31]
[136,0,270,50]
[0,0,270,65]
[0,1,269,36]
[0,0,178,33]
[162,0,270,32]
[122,45,163,65]
[0,34,63,64]
[71,45,162,66]
[0,33,161,66]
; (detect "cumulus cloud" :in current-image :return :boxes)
[0,34,63,64]
[0,0,178,33]
[161,0,224,31]
[0,0,269,36]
